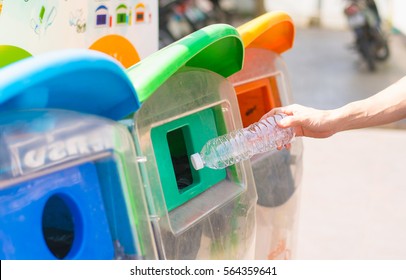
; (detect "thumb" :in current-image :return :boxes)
[277,115,296,128]
[277,116,304,137]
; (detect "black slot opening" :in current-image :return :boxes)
[167,127,193,192]
[42,195,75,259]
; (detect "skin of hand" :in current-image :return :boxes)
[262,76,406,143]
[261,104,339,139]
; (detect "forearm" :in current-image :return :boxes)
[332,76,406,132]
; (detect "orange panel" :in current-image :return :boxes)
[235,77,281,127]
[89,35,140,68]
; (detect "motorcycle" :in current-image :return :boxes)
[159,0,192,49]
[343,0,390,71]
[159,0,234,49]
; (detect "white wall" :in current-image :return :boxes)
[230,0,405,34]
[392,0,406,34]
[319,0,348,29]
[264,0,402,32]
[265,0,320,27]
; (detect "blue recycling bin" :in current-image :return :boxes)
[0,51,156,259]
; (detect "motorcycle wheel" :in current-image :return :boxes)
[367,56,376,72]
[375,42,390,61]
[359,39,376,72]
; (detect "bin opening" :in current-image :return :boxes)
[151,108,226,212]
[42,195,75,259]
[235,77,281,127]
[167,127,193,192]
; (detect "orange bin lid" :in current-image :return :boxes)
[237,11,294,53]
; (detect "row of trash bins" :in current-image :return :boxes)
[0,12,303,260]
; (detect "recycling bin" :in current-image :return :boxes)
[228,12,304,260]
[0,24,262,260]
[126,24,258,259]
[0,0,158,68]
[0,51,157,259]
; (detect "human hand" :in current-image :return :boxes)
[261,104,339,139]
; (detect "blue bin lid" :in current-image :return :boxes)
[0,49,140,120]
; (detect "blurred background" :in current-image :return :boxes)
[159,0,406,259]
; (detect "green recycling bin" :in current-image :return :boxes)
[126,24,258,259]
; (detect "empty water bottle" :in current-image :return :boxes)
[190,114,294,170]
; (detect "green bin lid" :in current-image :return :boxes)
[127,24,244,103]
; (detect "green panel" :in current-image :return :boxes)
[0,45,32,68]
[151,108,226,211]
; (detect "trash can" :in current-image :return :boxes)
[228,12,304,260]
[126,24,258,259]
[0,51,156,259]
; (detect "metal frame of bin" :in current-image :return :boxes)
[228,11,304,260]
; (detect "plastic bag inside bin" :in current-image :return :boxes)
[253,149,295,207]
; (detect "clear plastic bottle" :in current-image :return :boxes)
[191,114,294,170]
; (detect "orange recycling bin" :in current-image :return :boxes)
[229,11,304,260]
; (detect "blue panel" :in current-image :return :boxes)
[0,162,115,260]
[96,158,139,257]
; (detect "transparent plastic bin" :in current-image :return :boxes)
[132,68,257,259]
[229,12,304,260]
[0,109,157,259]
[125,23,257,259]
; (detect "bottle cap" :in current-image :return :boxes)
[190,153,204,170]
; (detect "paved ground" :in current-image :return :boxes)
[284,27,406,126]
[282,27,406,259]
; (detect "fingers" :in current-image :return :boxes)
[260,107,284,120]
[261,104,300,120]
[262,104,336,139]
[276,143,291,151]
[261,104,307,137]
[272,109,305,137]
[277,115,299,128]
